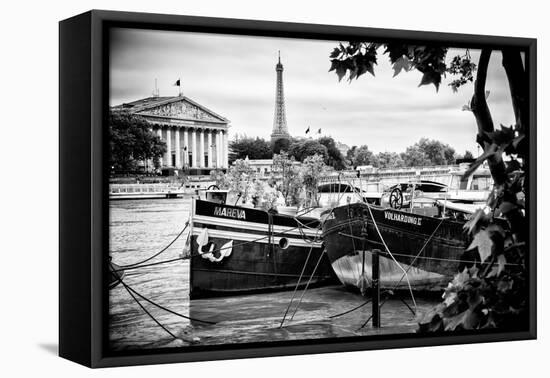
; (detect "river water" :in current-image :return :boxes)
[109,196,437,351]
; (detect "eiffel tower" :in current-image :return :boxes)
[271,51,290,147]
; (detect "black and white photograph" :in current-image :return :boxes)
[107,25,533,353]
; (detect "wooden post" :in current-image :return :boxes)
[372,249,380,328]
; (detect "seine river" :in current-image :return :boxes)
[108,197,437,351]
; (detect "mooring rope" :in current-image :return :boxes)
[117,221,189,269]
[113,256,184,273]
[329,298,372,318]
[356,219,448,328]
[287,249,328,324]
[123,282,216,325]
[279,245,315,328]
[111,262,179,340]
[121,278,180,340]
[111,262,216,328]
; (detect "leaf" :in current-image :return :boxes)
[486,266,499,278]
[329,47,341,59]
[497,201,517,216]
[497,278,513,293]
[497,254,507,276]
[329,59,349,82]
[512,134,525,149]
[462,143,498,181]
[468,265,479,279]
[392,55,411,77]
[335,65,347,82]
[485,125,515,146]
[485,90,491,100]
[355,53,377,78]
[462,104,472,112]
[444,309,479,331]
[418,70,442,91]
[385,43,410,63]
[467,229,493,262]
[467,289,483,309]
[463,208,488,235]
[443,291,457,307]
[451,267,470,287]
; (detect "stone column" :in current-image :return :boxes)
[156,127,163,166]
[174,128,181,168]
[183,129,189,168]
[191,129,197,168]
[165,127,172,167]
[199,130,205,168]
[223,130,229,168]
[207,131,213,168]
[217,130,223,168]
[214,131,219,168]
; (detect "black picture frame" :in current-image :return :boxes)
[59,9,537,368]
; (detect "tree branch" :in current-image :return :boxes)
[470,49,508,186]
[502,49,528,132]
[471,49,494,136]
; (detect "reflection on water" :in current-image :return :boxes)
[109,197,436,351]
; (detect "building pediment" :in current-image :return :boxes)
[116,96,228,124]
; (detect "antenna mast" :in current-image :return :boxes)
[153,78,159,97]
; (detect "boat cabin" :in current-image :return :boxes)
[198,188,230,204]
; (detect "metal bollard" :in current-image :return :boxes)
[372,249,380,328]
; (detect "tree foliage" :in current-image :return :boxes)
[401,138,456,167]
[209,168,229,189]
[463,150,475,160]
[376,151,405,169]
[346,140,454,169]
[272,152,303,206]
[317,136,347,170]
[229,135,272,163]
[109,111,166,173]
[347,145,378,167]
[329,42,475,92]
[272,137,291,154]
[288,138,328,162]
[225,159,257,204]
[301,154,327,207]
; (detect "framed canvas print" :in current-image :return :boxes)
[59,10,537,368]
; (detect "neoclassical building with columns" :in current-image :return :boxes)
[112,95,229,173]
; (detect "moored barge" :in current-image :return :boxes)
[322,202,470,292]
[189,196,336,299]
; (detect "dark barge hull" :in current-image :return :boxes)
[322,203,470,291]
[190,200,336,299]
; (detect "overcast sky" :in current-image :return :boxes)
[110,28,516,155]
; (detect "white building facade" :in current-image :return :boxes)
[112,95,229,172]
